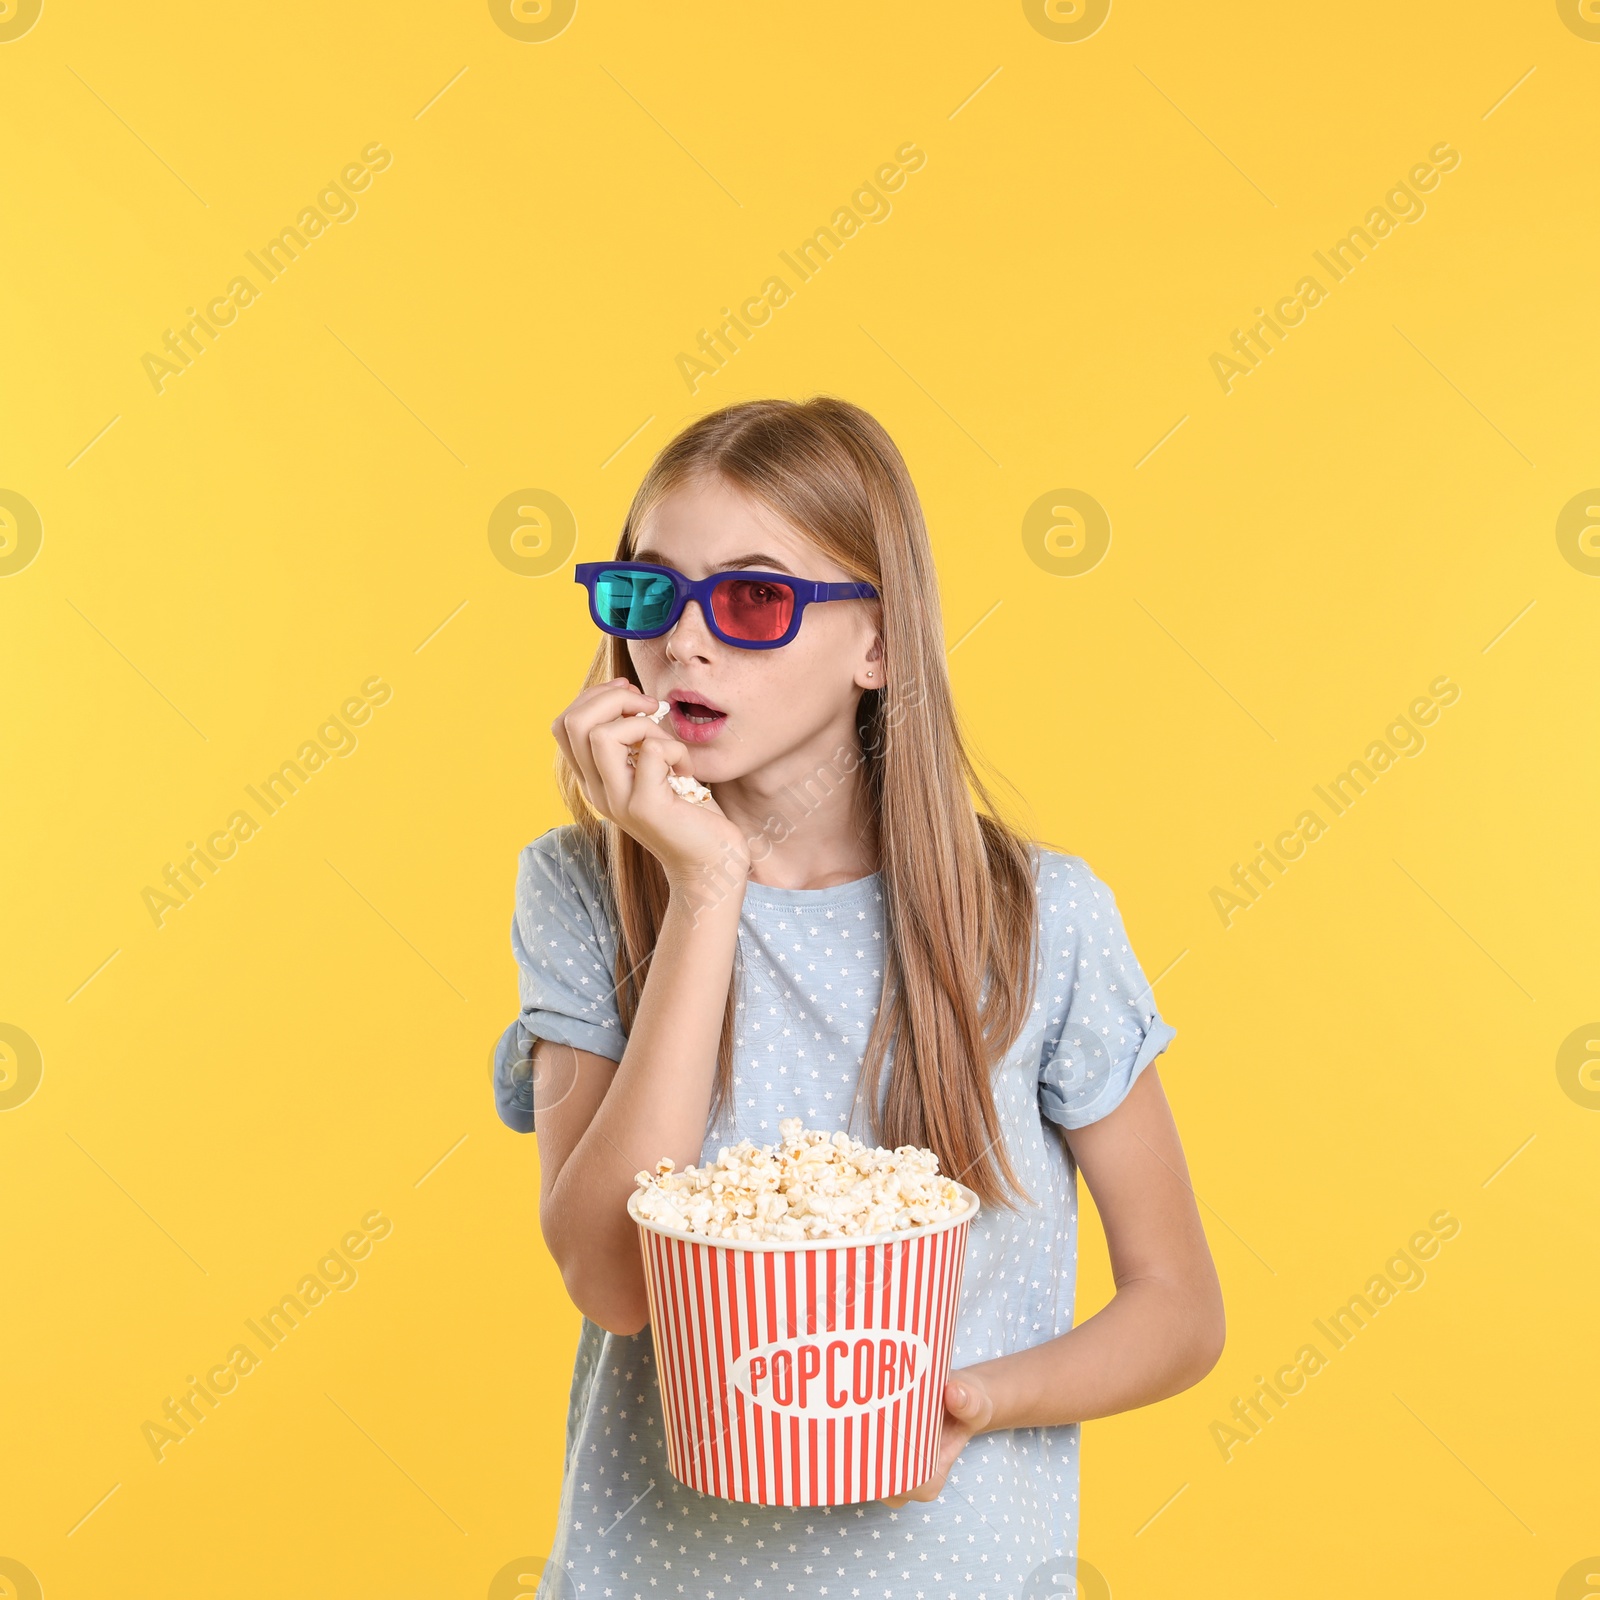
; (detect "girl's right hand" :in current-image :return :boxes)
[551,678,751,892]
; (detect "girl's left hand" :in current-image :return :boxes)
[882,1369,995,1506]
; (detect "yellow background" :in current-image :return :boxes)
[2,0,1596,1595]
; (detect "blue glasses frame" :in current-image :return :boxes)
[573,560,878,650]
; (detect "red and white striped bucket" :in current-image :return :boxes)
[628,1185,980,1506]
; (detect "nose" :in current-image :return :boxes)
[664,597,716,660]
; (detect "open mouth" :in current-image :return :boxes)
[673,698,726,726]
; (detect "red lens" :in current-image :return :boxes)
[711,576,795,641]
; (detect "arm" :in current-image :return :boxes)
[535,880,747,1338]
[886,1061,1223,1504]
[529,677,759,1338]
[968,1063,1225,1429]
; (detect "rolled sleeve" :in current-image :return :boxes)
[492,826,628,1133]
[1036,856,1176,1131]
[491,1017,538,1133]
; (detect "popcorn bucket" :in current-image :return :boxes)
[627,1185,980,1506]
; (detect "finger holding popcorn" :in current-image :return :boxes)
[630,698,715,804]
[587,708,692,811]
[552,680,662,818]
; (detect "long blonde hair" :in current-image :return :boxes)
[557,395,1046,1211]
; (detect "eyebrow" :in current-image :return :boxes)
[632,547,795,575]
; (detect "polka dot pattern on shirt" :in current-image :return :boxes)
[492,826,1176,1600]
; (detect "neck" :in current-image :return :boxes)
[711,734,878,892]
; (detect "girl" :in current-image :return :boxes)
[492,395,1224,1600]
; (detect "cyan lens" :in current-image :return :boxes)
[595,568,676,632]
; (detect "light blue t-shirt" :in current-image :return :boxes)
[492,823,1176,1600]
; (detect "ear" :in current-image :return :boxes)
[855,631,884,691]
